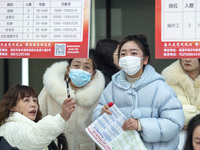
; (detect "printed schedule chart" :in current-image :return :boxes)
[86,105,146,150]
[162,0,200,41]
[0,0,83,41]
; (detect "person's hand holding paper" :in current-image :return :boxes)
[101,102,113,115]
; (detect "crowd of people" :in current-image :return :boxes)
[0,34,199,150]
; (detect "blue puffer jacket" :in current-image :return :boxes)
[93,64,184,150]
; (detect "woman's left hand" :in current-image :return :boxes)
[122,118,138,131]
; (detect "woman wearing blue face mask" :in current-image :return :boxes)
[93,34,185,150]
[38,53,105,150]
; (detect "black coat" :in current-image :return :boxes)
[0,137,19,150]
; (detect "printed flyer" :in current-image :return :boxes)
[86,105,146,150]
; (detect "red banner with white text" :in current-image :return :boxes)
[0,0,90,58]
[155,0,200,58]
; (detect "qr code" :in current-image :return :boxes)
[55,44,66,56]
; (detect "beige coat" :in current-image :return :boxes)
[38,61,105,150]
[161,60,200,125]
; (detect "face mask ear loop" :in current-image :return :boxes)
[89,71,93,80]
[140,57,145,66]
[91,71,94,76]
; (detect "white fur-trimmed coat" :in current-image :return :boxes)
[0,112,66,150]
[162,60,200,125]
[38,61,105,150]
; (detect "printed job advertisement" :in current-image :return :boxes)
[85,105,146,150]
[162,0,200,41]
[155,0,200,58]
[0,0,90,58]
[0,0,83,42]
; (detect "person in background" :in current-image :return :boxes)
[184,114,200,150]
[161,58,200,150]
[95,38,120,68]
[90,49,119,87]
[38,53,105,150]
[0,84,75,150]
[113,46,121,69]
[93,39,120,87]
[93,34,184,150]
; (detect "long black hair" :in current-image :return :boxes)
[48,133,68,150]
[95,38,119,63]
[184,114,200,150]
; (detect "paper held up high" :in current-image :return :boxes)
[85,104,147,150]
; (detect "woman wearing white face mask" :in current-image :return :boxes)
[38,53,105,150]
[93,34,184,150]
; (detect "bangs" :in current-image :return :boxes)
[18,86,38,99]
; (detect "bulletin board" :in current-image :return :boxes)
[0,0,91,58]
[155,0,200,58]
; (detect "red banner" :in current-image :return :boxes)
[155,0,200,58]
[0,0,90,58]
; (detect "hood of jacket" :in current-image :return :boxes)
[161,59,200,104]
[42,61,105,107]
[112,64,165,90]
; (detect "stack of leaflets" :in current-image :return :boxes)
[85,105,147,150]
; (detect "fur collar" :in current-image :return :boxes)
[7,112,34,125]
[161,60,200,103]
[43,61,105,107]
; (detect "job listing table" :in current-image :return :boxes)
[162,0,200,41]
[0,0,83,41]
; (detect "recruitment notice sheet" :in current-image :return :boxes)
[86,105,146,150]
[0,0,90,58]
[155,0,200,58]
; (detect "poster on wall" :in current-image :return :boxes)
[0,0,90,58]
[155,0,200,58]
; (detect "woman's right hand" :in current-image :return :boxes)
[101,104,112,115]
[61,98,76,121]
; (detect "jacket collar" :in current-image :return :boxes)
[112,64,164,90]
[6,112,35,125]
[161,59,200,89]
[42,61,105,107]
[162,60,200,104]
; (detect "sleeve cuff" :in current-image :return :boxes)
[56,113,68,128]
